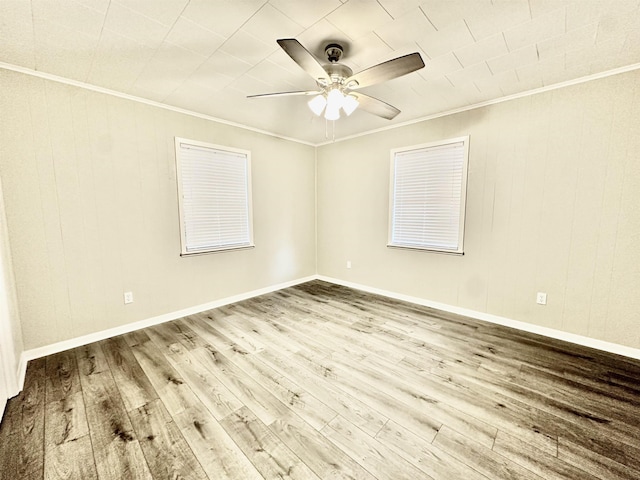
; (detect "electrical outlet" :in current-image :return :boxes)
[536,292,547,305]
[124,291,134,304]
[346,260,352,269]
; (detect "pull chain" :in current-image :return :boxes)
[324,118,337,142]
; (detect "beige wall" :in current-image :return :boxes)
[2,66,639,354]
[0,69,316,351]
[317,70,640,349]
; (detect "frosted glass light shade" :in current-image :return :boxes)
[325,88,344,120]
[324,104,340,120]
[308,95,326,116]
[342,94,359,115]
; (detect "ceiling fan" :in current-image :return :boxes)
[248,38,425,121]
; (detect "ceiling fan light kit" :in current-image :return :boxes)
[309,88,359,120]
[248,38,425,123]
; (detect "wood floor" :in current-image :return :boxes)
[1,281,640,480]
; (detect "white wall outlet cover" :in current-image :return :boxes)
[124,291,134,304]
[346,261,352,269]
[536,292,547,305]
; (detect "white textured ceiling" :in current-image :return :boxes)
[1,0,640,144]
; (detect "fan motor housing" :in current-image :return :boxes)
[323,63,353,84]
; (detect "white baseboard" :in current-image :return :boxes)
[17,275,317,390]
[316,275,640,362]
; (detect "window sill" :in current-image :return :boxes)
[181,244,255,257]
[387,244,464,255]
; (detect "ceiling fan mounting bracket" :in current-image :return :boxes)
[324,43,344,63]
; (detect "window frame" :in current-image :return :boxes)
[175,137,254,256]
[388,135,470,255]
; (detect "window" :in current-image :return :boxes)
[175,138,254,255]
[388,136,469,254]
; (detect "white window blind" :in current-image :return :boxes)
[175,138,253,255]
[389,136,469,254]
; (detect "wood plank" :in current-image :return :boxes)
[292,283,479,341]
[258,348,389,437]
[355,352,557,453]
[1,431,45,480]
[75,343,109,377]
[76,346,153,480]
[207,314,267,353]
[81,369,153,480]
[142,324,189,362]
[518,364,640,423]
[341,351,517,450]
[254,313,345,360]
[83,373,152,480]
[431,358,640,449]
[0,429,7,480]
[45,350,81,404]
[174,403,263,479]
[270,411,377,479]
[128,399,207,480]
[220,406,321,479]
[45,390,89,445]
[143,321,203,352]
[163,320,210,350]
[263,304,397,362]
[558,436,640,480]
[375,420,491,480]
[430,363,640,469]
[44,435,98,480]
[290,350,443,444]
[0,386,24,436]
[183,314,247,354]
[493,430,600,480]
[474,325,640,380]
[162,342,244,421]
[190,345,291,425]
[76,357,117,409]
[142,320,248,422]
[224,309,301,356]
[129,337,201,416]
[101,336,158,411]
[432,426,544,480]
[274,306,407,364]
[558,425,640,475]
[270,292,502,382]
[123,329,152,347]
[321,415,431,480]
[3,358,47,479]
[226,349,338,430]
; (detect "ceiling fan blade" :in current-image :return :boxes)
[247,90,321,99]
[354,93,401,120]
[345,52,425,89]
[277,38,329,83]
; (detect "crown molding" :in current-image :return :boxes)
[0,62,315,147]
[316,62,640,146]
[2,61,640,148]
